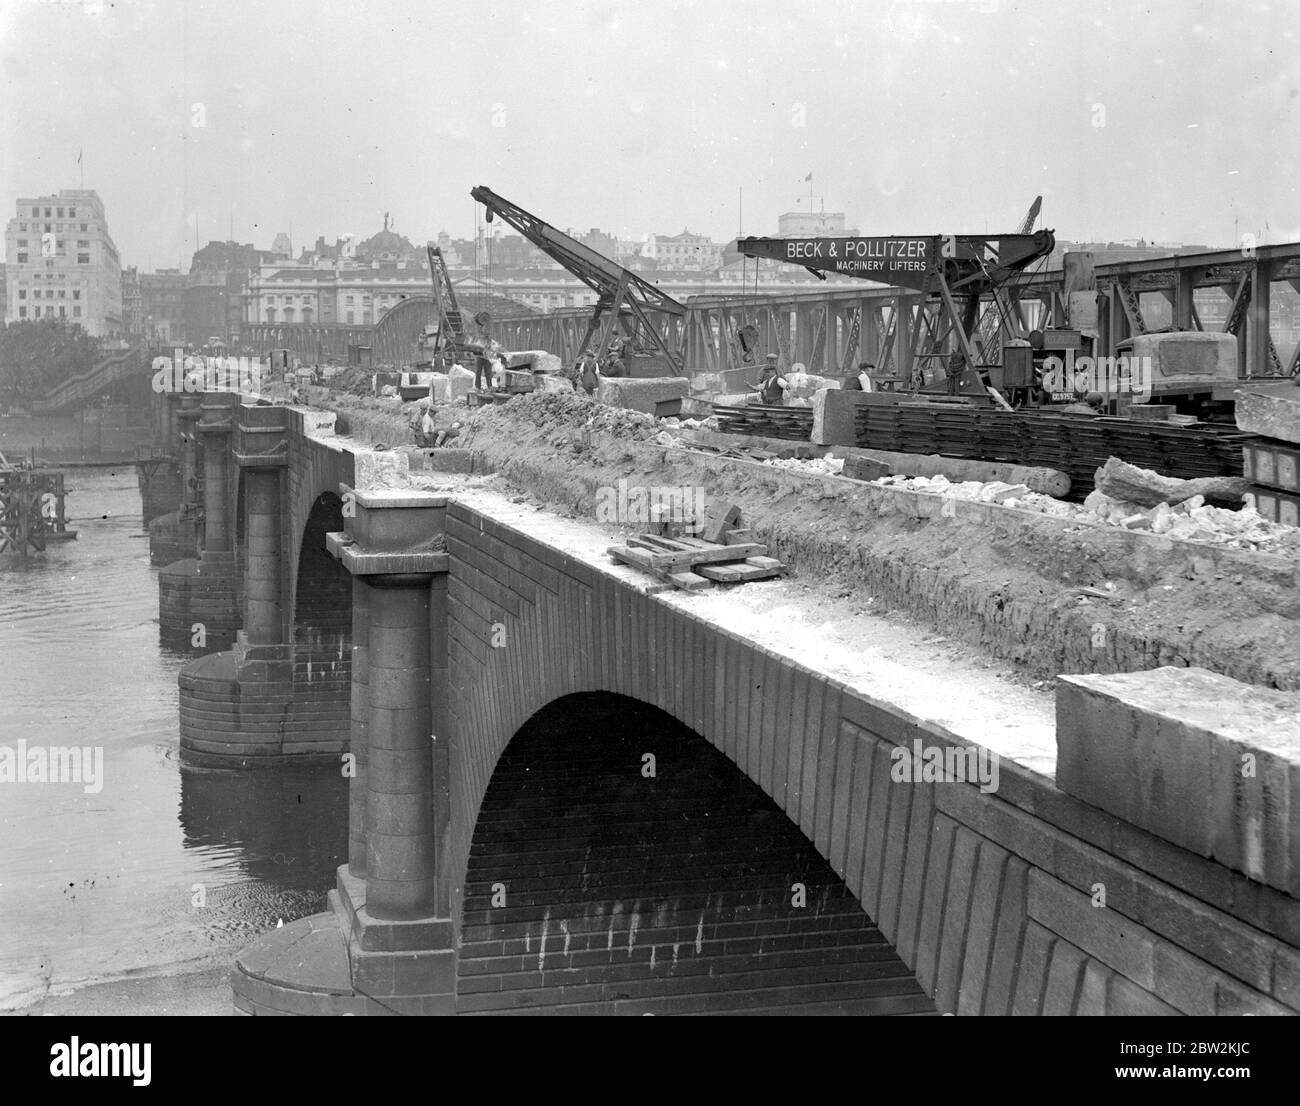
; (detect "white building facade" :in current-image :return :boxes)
[4,189,123,337]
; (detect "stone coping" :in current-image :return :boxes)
[443,480,1059,781]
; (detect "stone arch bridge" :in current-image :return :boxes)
[156,390,1300,1016]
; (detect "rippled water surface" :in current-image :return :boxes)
[0,468,346,1008]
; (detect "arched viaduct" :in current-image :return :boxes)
[151,392,1300,1016]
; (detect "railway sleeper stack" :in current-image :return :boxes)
[851,405,1255,500]
[711,403,814,441]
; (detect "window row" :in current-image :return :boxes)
[17,305,82,318]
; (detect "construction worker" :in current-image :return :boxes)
[579,353,600,395]
[748,354,788,405]
[603,347,628,378]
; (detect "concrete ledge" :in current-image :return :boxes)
[1056,667,1300,897]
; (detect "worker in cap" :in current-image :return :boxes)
[748,354,788,406]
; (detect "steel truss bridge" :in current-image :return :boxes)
[242,242,1300,381]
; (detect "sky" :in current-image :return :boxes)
[1,0,1298,271]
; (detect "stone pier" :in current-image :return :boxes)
[158,391,241,651]
[149,392,203,566]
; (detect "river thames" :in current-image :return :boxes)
[0,467,345,1010]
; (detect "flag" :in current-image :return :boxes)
[77,148,82,165]
[804,172,812,181]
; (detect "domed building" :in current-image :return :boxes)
[355,213,420,263]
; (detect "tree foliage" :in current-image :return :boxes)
[0,318,102,408]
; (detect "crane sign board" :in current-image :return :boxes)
[738,230,1055,295]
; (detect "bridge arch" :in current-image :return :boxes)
[458,690,933,1014]
[445,500,832,931]
[290,490,352,745]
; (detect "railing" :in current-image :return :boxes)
[31,346,149,415]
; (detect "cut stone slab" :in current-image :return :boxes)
[505,349,561,375]
[1236,381,1300,446]
[812,387,871,446]
[1056,667,1300,897]
[597,376,690,415]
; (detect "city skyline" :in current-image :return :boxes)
[3,0,1297,274]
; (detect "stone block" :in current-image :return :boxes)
[1057,667,1300,897]
[1235,381,1300,445]
[597,375,690,415]
[504,350,561,375]
[784,371,841,401]
[447,363,474,399]
[429,376,452,404]
[537,374,574,395]
[811,387,871,446]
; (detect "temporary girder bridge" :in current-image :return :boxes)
[738,227,1055,403]
[470,185,686,371]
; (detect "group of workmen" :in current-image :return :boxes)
[747,354,878,406]
[575,337,629,395]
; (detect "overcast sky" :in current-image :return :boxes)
[2,0,1297,270]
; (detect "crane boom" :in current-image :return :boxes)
[470,185,686,372]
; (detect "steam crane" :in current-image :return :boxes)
[737,222,1055,406]
[470,185,686,374]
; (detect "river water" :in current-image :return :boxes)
[0,467,346,1010]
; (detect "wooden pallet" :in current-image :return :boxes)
[607,532,788,591]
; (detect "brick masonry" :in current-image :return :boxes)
[458,695,934,1015]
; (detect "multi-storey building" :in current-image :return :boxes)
[644,229,722,270]
[245,257,433,327]
[776,210,856,237]
[186,240,281,346]
[3,189,123,336]
[121,265,143,338]
[140,269,186,344]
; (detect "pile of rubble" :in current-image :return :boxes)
[871,472,1300,555]
[1079,490,1295,547]
[764,455,846,476]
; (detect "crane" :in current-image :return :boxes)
[737,224,1055,405]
